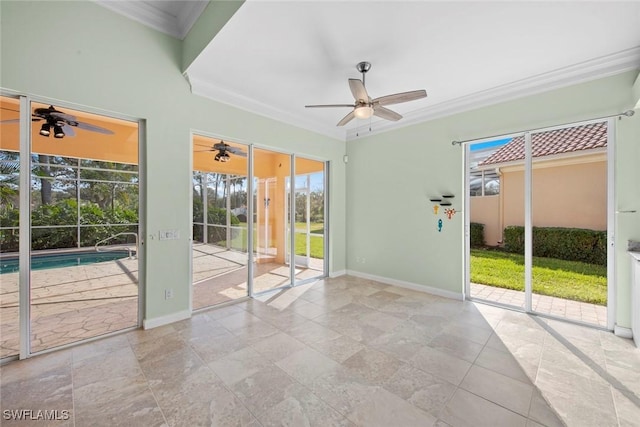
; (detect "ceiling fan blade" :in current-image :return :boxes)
[62,124,76,137]
[373,106,402,121]
[349,79,369,103]
[373,89,427,106]
[305,104,355,108]
[73,122,115,135]
[0,119,20,124]
[194,149,215,152]
[49,111,77,122]
[226,147,247,156]
[231,151,247,157]
[337,110,355,127]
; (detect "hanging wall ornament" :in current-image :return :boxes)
[444,208,456,219]
[438,219,443,232]
[433,205,439,215]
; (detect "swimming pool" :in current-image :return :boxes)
[0,251,132,274]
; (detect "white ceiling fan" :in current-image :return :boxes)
[305,61,427,126]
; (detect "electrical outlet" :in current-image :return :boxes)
[165,289,174,299]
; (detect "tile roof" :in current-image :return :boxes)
[479,122,607,166]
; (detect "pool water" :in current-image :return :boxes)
[0,251,131,274]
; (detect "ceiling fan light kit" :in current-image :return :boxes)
[354,105,374,119]
[39,123,50,136]
[305,61,427,127]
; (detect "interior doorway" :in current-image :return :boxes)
[466,119,612,328]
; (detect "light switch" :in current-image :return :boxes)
[159,229,180,240]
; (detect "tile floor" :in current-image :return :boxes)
[1,275,639,426]
[0,244,323,357]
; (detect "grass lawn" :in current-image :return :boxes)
[214,223,324,259]
[471,248,607,305]
[294,233,323,259]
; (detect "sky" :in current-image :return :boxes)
[469,137,511,151]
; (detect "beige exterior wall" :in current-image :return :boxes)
[470,196,501,246]
[471,155,607,246]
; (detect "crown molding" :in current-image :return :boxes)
[94,1,207,39]
[187,74,347,141]
[345,47,640,141]
[175,2,208,39]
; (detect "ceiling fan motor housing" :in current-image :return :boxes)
[356,61,371,74]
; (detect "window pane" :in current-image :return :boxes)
[470,171,483,196]
[483,171,500,195]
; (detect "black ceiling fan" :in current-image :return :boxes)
[305,61,427,126]
[195,141,247,162]
[0,105,114,138]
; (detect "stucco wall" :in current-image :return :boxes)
[470,196,501,246]
[502,160,607,230]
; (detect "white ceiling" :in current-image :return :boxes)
[100,1,640,141]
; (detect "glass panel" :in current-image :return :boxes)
[80,159,138,172]
[191,136,249,309]
[79,182,138,222]
[469,137,524,309]
[31,176,78,225]
[531,123,608,326]
[292,157,325,282]
[229,176,248,252]
[0,95,21,358]
[253,148,291,292]
[29,101,139,353]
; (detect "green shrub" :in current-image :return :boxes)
[470,223,485,247]
[0,199,140,252]
[503,225,607,266]
[503,226,525,254]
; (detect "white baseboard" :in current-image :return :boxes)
[143,309,191,330]
[329,269,347,278]
[614,324,633,339]
[345,269,463,301]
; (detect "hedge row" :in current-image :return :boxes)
[503,226,606,266]
[470,223,485,247]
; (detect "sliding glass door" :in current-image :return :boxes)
[252,147,292,293]
[191,136,328,308]
[288,156,326,282]
[0,95,22,359]
[467,136,525,310]
[1,96,141,358]
[466,120,612,328]
[530,122,609,327]
[192,136,249,309]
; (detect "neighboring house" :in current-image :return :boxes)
[471,122,608,246]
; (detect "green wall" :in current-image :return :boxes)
[0,1,346,324]
[346,71,640,328]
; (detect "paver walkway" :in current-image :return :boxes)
[471,283,607,328]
